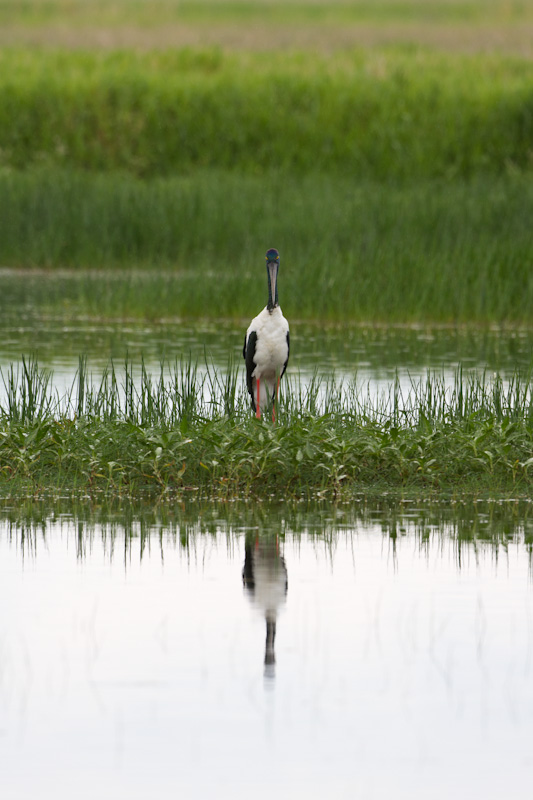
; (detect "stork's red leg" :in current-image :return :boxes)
[272,375,281,425]
[256,378,261,419]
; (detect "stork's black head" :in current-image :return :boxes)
[265,249,280,311]
[266,248,280,265]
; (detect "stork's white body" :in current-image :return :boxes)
[245,305,289,412]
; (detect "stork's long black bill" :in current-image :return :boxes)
[267,261,279,310]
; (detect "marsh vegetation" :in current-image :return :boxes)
[2,169,533,323]
[2,356,533,498]
[1,1,533,498]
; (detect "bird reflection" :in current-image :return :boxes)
[242,534,288,678]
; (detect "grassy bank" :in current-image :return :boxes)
[2,358,533,498]
[2,169,533,323]
[1,47,533,178]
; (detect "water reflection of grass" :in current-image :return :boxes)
[2,494,532,571]
[2,170,533,322]
[2,357,533,498]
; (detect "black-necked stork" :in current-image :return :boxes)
[243,248,290,421]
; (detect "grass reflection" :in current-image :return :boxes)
[2,496,532,576]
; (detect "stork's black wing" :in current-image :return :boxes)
[281,330,290,378]
[244,330,258,411]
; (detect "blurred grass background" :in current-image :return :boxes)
[1,48,532,177]
[1,169,533,322]
[1,1,532,323]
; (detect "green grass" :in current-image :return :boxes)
[1,168,533,323]
[2,1,531,28]
[1,44,532,325]
[1,13,532,325]
[1,47,532,178]
[2,357,533,498]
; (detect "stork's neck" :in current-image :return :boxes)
[267,294,278,312]
[267,262,279,311]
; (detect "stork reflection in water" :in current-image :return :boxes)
[242,534,288,678]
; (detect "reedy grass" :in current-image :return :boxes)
[2,356,533,498]
[0,0,533,26]
[5,7,533,57]
[2,169,533,323]
[3,1,532,28]
[1,47,533,178]
[4,356,533,427]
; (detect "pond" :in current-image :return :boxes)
[1,499,533,799]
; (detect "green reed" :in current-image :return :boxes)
[3,355,533,426]
[1,169,533,323]
[2,357,533,497]
[1,47,532,178]
[3,355,533,427]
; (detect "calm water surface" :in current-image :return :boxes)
[1,500,533,799]
[2,269,533,406]
[2,313,533,408]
